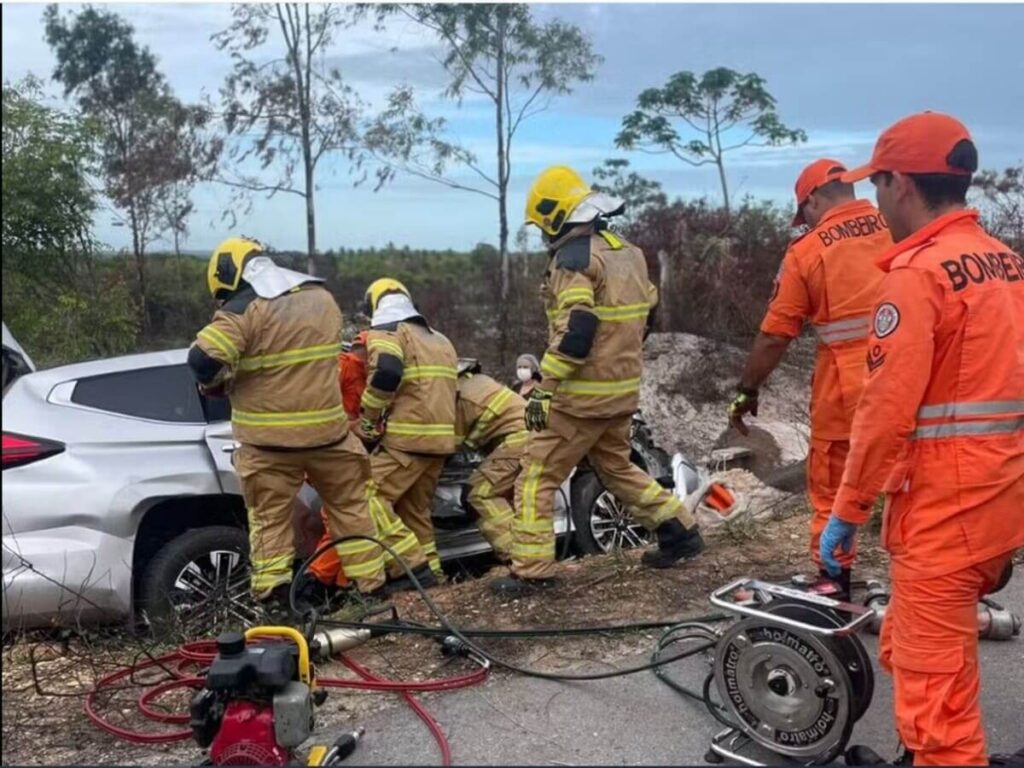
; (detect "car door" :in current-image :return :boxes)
[198,392,323,556]
[200,393,240,494]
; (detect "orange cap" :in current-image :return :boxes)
[352,330,369,348]
[792,158,848,226]
[842,112,976,183]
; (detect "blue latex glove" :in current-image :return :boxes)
[819,515,858,577]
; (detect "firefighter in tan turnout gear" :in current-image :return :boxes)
[491,167,705,596]
[187,238,386,611]
[456,362,529,561]
[359,278,459,587]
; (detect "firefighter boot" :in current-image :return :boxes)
[818,567,852,602]
[386,563,440,595]
[641,519,705,569]
[490,574,564,598]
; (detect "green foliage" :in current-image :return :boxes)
[616,67,805,213]
[2,76,141,367]
[1,76,98,281]
[591,159,667,229]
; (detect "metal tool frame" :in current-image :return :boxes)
[703,577,877,766]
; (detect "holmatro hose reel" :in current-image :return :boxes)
[702,578,877,765]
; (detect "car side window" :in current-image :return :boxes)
[201,392,232,424]
[71,364,206,423]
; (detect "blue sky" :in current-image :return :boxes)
[3,3,1023,254]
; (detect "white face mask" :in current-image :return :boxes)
[516,367,533,382]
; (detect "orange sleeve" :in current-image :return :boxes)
[760,248,810,338]
[833,266,943,524]
[339,356,367,420]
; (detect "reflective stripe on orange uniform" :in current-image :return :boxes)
[834,209,1024,766]
[761,198,890,567]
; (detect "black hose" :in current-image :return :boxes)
[293,534,729,682]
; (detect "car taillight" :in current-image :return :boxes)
[2,432,65,470]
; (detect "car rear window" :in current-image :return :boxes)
[71,364,206,423]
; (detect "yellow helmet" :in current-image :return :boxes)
[524,165,593,236]
[364,277,411,316]
[207,237,263,298]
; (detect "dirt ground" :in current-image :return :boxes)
[1,504,893,767]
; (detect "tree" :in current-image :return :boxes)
[364,4,601,352]
[973,165,1023,252]
[44,4,218,327]
[590,158,667,232]
[213,4,364,275]
[616,68,806,216]
[2,77,138,365]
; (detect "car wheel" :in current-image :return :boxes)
[139,526,260,636]
[570,472,654,556]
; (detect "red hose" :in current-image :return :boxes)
[84,638,485,763]
[339,655,453,766]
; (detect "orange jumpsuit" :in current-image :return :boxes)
[309,350,370,587]
[833,209,1024,765]
[760,198,889,568]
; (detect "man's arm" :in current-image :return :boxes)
[729,249,808,433]
[359,331,404,428]
[538,243,599,391]
[833,267,941,523]
[188,311,247,392]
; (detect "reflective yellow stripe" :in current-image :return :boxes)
[336,540,380,556]
[511,541,555,559]
[386,421,456,437]
[468,388,514,446]
[513,517,552,534]
[342,556,386,579]
[541,352,575,379]
[198,326,240,364]
[381,531,421,561]
[403,365,458,380]
[233,404,346,427]
[238,343,341,372]
[558,378,641,396]
[593,303,651,322]
[556,286,595,309]
[651,495,683,525]
[368,338,404,359]
[250,553,292,591]
[599,230,623,249]
[502,430,529,448]
[640,479,663,505]
[360,390,390,410]
[521,460,544,523]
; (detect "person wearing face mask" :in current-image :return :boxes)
[514,353,541,396]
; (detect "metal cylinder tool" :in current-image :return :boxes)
[863,581,1021,641]
[703,578,877,766]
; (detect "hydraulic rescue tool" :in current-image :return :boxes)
[669,577,877,766]
[863,580,1021,640]
[188,626,370,766]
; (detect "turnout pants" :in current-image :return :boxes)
[466,433,527,560]
[234,433,386,595]
[510,409,696,580]
[808,438,856,569]
[879,552,1013,766]
[372,445,446,576]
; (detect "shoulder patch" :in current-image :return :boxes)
[554,237,591,272]
[872,302,901,338]
[220,286,258,315]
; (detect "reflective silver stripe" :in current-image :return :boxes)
[913,416,1024,440]
[917,399,1024,420]
[814,316,870,344]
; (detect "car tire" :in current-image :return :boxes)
[570,471,654,556]
[138,526,256,636]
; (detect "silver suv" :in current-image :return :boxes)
[4,336,663,632]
